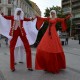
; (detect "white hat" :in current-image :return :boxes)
[50,10,57,18]
[14,8,24,20]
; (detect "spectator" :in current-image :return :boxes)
[5,37,8,45]
[78,34,80,44]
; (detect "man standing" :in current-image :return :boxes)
[4,8,33,71]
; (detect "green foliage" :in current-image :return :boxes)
[44,6,63,17]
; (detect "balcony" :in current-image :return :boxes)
[62,7,70,12]
[72,0,79,3]
[72,6,80,12]
[72,3,80,8]
[62,1,70,6]
[72,9,80,13]
[73,17,80,21]
[73,20,80,25]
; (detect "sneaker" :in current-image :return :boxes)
[11,69,15,72]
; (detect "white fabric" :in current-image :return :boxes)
[0,14,38,47]
[13,20,20,30]
[14,46,24,63]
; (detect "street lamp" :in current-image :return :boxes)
[70,0,72,37]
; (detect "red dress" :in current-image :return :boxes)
[35,16,69,73]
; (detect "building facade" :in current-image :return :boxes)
[0,0,41,17]
[62,0,80,37]
[30,1,41,16]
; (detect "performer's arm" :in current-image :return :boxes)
[56,13,71,22]
[65,14,71,20]
[36,16,49,30]
[24,17,31,21]
[3,15,13,20]
[56,18,67,32]
[56,14,71,32]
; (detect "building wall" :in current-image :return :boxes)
[62,0,80,37]
[62,0,80,26]
[0,0,41,17]
[30,1,41,16]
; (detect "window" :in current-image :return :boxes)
[8,0,11,4]
[8,8,11,16]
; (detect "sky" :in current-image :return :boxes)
[30,0,61,16]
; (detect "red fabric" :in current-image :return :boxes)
[3,16,31,36]
[36,16,49,30]
[3,16,32,70]
[61,15,71,32]
[65,15,71,20]
[35,18,66,73]
[10,27,32,70]
[56,18,67,32]
[35,49,66,73]
[24,17,31,21]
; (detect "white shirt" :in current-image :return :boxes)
[13,20,20,30]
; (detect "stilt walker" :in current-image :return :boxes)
[3,8,33,71]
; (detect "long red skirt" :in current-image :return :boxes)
[35,27,66,73]
[35,49,66,73]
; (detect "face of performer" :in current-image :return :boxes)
[51,12,55,18]
[17,10,21,16]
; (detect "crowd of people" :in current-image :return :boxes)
[0,8,71,73]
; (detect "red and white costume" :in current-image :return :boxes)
[2,8,33,71]
[0,13,38,70]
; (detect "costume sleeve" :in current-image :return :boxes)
[56,18,67,32]
[36,16,49,30]
[65,15,71,20]
[24,18,31,21]
[3,16,13,20]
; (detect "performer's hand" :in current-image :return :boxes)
[9,32,13,36]
[65,12,73,20]
[30,16,36,21]
[31,17,34,21]
[67,12,73,17]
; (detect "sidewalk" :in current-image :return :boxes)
[0,39,80,80]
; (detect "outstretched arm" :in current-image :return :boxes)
[56,14,71,32]
[65,13,72,20]
[36,16,49,30]
[24,17,31,21]
[3,15,13,20]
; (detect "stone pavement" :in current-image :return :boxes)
[0,38,80,80]
[0,71,6,80]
